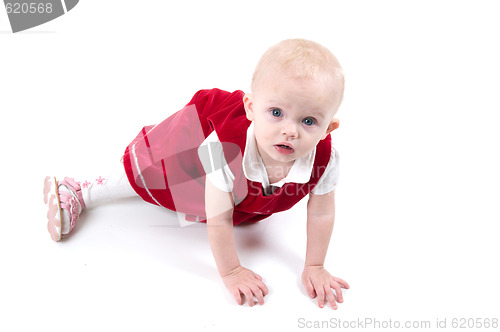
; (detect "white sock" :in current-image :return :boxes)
[58,167,138,235]
[80,168,137,208]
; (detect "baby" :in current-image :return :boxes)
[43,38,350,309]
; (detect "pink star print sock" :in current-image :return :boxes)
[79,169,137,209]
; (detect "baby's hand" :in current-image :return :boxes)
[221,265,269,307]
[302,265,350,309]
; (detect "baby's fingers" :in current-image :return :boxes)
[303,277,317,299]
[324,286,338,310]
[232,288,244,305]
[241,287,256,307]
[249,279,269,305]
[333,276,350,289]
[314,284,326,308]
[253,273,263,281]
[331,281,344,303]
[249,285,265,305]
[256,279,270,297]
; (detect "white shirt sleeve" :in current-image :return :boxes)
[197,131,235,193]
[310,145,340,195]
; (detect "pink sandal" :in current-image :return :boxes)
[43,176,86,241]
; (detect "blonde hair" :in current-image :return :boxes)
[252,39,344,111]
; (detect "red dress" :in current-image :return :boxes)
[122,89,331,225]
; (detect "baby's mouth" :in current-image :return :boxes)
[274,143,295,155]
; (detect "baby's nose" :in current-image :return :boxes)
[281,122,298,138]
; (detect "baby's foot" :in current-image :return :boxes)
[43,176,86,241]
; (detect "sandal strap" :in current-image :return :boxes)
[59,177,85,209]
[58,177,86,234]
[59,191,82,233]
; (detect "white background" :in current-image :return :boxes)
[1,1,499,331]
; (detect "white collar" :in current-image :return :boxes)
[242,122,316,188]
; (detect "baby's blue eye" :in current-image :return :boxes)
[270,108,282,117]
[303,118,316,126]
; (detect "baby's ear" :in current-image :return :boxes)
[321,118,340,140]
[243,93,254,121]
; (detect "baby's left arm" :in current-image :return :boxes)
[302,190,349,309]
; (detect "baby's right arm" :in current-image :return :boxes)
[205,178,269,306]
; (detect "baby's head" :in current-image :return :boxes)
[244,39,344,166]
[251,39,344,113]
